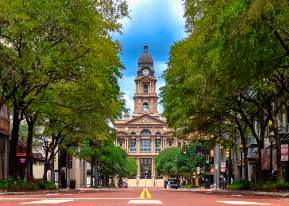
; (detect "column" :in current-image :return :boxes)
[137,158,141,179]
[163,138,167,149]
[125,138,129,151]
[151,136,155,153]
[136,136,140,153]
[152,158,155,178]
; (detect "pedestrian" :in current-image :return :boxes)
[167,180,171,189]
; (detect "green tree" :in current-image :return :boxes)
[156,147,180,177]
[161,0,289,181]
[0,0,128,177]
[177,143,206,179]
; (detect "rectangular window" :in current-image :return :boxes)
[130,139,136,152]
[155,139,161,152]
[140,139,151,152]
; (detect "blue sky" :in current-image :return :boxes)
[113,0,186,114]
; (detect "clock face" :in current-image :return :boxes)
[142,68,149,76]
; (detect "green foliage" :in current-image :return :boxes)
[0,179,56,191]
[80,138,137,178]
[229,180,289,191]
[229,180,251,190]
[251,181,289,191]
[156,147,180,177]
[181,184,193,189]
[156,142,206,178]
[0,178,14,189]
[162,0,289,182]
[162,0,289,134]
[124,157,137,178]
[34,180,57,190]
[177,143,206,178]
[0,0,128,177]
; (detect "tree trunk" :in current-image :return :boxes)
[90,162,94,187]
[9,107,21,178]
[256,145,263,183]
[235,118,249,181]
[26,118,35,181]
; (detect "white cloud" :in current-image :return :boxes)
[169,0,186,25]
[154,61,167,77]
[119,76,135,113]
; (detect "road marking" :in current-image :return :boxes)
[0,197,141,200]
[231,194,243,197]
[21,199,73,204]
[217,201,271,205]
[128,200,162,204]
[140,188,152,199]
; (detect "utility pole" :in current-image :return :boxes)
[214,142,220,189]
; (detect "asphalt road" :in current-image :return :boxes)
[0,188,288,206]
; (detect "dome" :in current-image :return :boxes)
[138,45,153,66]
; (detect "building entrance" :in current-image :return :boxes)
[140,158,152,179]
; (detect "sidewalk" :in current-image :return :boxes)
[173,187,289,197]
[0,187,118,195]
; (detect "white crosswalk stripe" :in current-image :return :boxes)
[217,200,271,205]
[20,199,73,204]
[128,200,163,204]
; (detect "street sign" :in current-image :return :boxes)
[19,158,26,164]
[281,144,288,162]
[197,167,200,174]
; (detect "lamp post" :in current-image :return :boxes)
[269,131,274,180]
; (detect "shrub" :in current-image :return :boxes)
[275,181,289,190]
[229,180,250,190]
[252,181,289,191]
[8,179,37,191]
[181,184,193,189]
[0,178,14,189]
[34,180,56,190]
[229,180,289,191]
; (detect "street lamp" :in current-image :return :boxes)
[269,131,274,180]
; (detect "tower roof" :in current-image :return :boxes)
[138,45,153,66]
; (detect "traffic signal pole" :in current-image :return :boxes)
[214,143,220,189]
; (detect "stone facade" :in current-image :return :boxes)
[114,46,179,187]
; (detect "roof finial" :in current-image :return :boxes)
[144,45,148,53]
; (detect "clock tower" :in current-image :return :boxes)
[133,45,158,116]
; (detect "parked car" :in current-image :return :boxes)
[164,178,180,189]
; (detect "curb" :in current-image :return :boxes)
[169,188,289,198]
[0,188,119,195]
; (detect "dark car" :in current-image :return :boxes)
[164,178,180,189]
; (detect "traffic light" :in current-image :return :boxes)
[225,147,230,158]
[182,145,187,155]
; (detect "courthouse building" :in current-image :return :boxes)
[114,45,179,187]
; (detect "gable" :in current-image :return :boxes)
[126,114,165,125]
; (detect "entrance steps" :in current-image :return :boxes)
[127,179,164,188]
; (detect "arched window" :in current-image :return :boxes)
[155,132,161,152]
[140,129,151,136]
[143,102,149,112]
[140,129,151,152]
[143,83,148,94]
[130,132,136,152]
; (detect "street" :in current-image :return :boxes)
[0,188,288,206]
